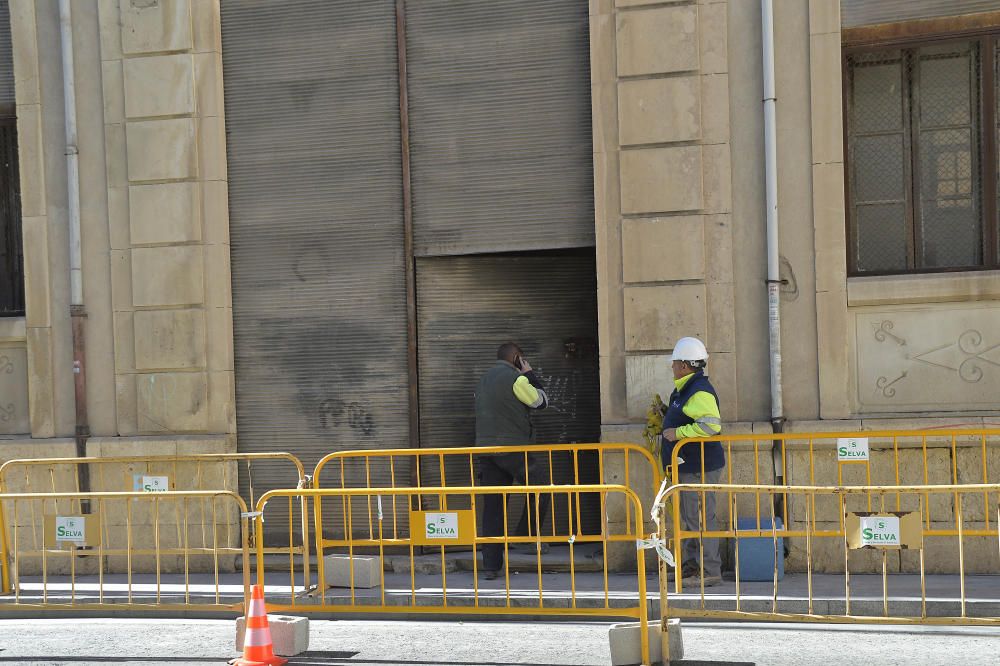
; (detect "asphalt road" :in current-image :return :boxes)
[0,618,999,665]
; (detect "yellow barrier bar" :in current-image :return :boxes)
[256,483,652,666]
[0,490,250,613]
[0,499,10,594]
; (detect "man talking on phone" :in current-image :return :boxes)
[475,342,550,580]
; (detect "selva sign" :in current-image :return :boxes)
[424,512,459,540]
[837,437,869,461]
[55,516,85,544]
[860,516,900,547]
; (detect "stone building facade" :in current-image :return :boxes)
[0,1,998,521]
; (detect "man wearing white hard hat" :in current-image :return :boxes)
[661,336,724,586]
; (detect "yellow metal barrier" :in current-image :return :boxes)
[312,443,661,568]
[668,428,1000,579]
[255,484,653,666]
[656,482,1000,662]
[0,490,250,611]
[0,452,309,597]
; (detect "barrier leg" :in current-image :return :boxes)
[0,500,9,594]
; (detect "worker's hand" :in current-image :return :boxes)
[518,357,532,372]
[662,428,677,442]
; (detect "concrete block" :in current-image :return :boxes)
[136,371,209,432]
[702,143,732,214]
[134,309,206,370]
[120,0,193,55]
[616,6,698,76]
[701,73,730,145]
[323,554,382,589]
[124,54,194,118]
[15,107,45,217]
[20,216,51,328]
[102,60,125,125]
[10,0,41,106]
[618,76,700,145]
[126,118,197,182]
[609,619,683,665]
[698,1,727,75]
[620,147,702,214]
[105,122,128,188]
[25,327,55,438]
[0,347,30,434]
[809,32,844,166]
[624,284,707,351]
[131,246,204,307]
[625,353,672,420]
[130,182,202,245]
[236,615,309,657]
[194,51,223,117]
[622,217,705,283]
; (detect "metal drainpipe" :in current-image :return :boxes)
[60,0,90,508]
[761,0,786,526]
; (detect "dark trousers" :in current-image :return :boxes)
[479,453,552,571]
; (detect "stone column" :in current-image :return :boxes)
[98,0,234,440]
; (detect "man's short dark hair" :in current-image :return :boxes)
[497,342,522,362]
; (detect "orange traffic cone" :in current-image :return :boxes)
[230,585,287,666]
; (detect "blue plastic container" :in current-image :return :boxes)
[735,517,784,581]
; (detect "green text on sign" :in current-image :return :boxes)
[837,437,869,461]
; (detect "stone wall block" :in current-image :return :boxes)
[131,246,205,307]
[136,371,209,432]
[120,0,193,55]
[129,182,202,245]
[702,143,733,214]
[134,309,206,370]
[101,60,125,125]
[104,123,129,188]
[191,0,222,53]
[26,327,55,438]
[10,0,41,105]
[704,214,734,283]
[701,73,730,145]
[809,0,840,35]
[622,216,705,283]
[625,353,671,419]
[126,118,198,182]
[205,304,233,372]
[707,282,736,353]
[123,54,194,118]
[816,290,850,419]
[98,0,124,60]
[618,76,700,145]
[113,310,136,372]
[110,249,134,310]
[116,373,139,435]
[616,6,698,77]
[697,2,727,75]
[203,242,232,310]
[624,284,707,351]
[15,106,45,217]
[0,347,31,434]
[207,370,236,434]
[809,32,845,165]
[21,216,52,328]
[590,13,617,86]
[197,115,227,181]
[594,150,621,225]
[620,147,703,214]
[201,180,230,245]
[193,51,223,118]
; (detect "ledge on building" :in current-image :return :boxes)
[847,270,1000,307]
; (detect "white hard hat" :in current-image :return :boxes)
[670,337,708,363]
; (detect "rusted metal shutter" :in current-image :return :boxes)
[414,251,602,533]
[404,0,595,256]
[221,0,409,524]
[842,0,1000,28]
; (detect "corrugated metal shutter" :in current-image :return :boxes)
[414,251,602,534]
[404,0,595,256]
[221,1,409,536]
[0,1,13,107]
[842,0,1000,28]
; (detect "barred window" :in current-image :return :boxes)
[845,38,999,275]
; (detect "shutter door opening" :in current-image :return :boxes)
[221,0,409,540]
[415,250,602,535]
